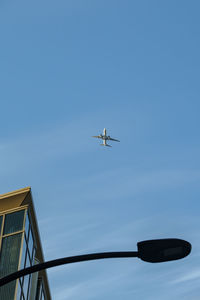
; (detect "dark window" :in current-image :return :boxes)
[0,216,3,235]
[0,233,22,275]
[20,238,27,269]
[0,233,22,299]
[4,210,25,235]
[25,213,30,239]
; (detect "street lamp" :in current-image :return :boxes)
[138,238,191,263]
[0,238,191,287]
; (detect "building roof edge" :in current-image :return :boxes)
[0,187,31,199]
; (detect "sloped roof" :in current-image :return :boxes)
[0,187,52,300]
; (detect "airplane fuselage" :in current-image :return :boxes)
[92,128,120,147]
[101,135,111,140]
[101,128,111,140]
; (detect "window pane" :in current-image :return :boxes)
[41,291,45,300]
[0,281,16,300]
[0,233,22,299]
[32,247,36,263]
[4,210,25,234]
[21,294,25,300]
[39,284,43,300]
[22,251,32,299]
[28,229,34,260]
[27,274,32,299]
[20,238,27,269]
[25,212,30,239]
[16,280,22,300]
[0,216,3,235]
[0,233,22,275]
[22,275,30,299]
[25,251,31,268]
[41,288,46,300]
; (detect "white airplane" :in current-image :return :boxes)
[92,128,120,147]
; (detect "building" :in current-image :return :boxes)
[0,187,51,300]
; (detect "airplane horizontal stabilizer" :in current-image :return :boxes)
[100,144,112,147]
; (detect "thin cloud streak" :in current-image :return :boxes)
[60,167,200,203]
[0,120,92,173]
[49,260,140,300]
[170,269,200,284]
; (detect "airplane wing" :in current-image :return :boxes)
[92,135,102,139]
[109,137,120,142]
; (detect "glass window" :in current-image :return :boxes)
[41,290,44,300]
[0,233,22,300]
[28,228,34,259]
[0,216,3,235]
[32,247,36,263]
[0,233,22,275]
[0,281,16,300]
[22,275,30,300]
[21,294,25,300]
[25,212,30,240]
[3,210,25,235]
[20,238,27,269]
[16,280,22,300]
[41,288,46,300]
[35,281,47,300]
[25,251,31,268]
[27,274,32,299]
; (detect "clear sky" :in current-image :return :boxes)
[1,0,200,299]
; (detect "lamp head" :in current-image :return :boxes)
[137,238,191,263]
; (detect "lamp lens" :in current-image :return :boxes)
[163,247,182,257]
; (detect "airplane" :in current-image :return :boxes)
[92,128,120,147]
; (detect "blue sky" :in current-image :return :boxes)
[1,0,200,299]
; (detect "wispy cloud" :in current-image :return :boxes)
[58,167,200,204]
[48,257,141,300]
[170,269,200,284]
[0,116,100,180]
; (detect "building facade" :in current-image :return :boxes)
[0,187,51,300]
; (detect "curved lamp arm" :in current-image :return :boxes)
[0,251,138,287]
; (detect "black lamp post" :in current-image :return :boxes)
[0,238,191,287]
